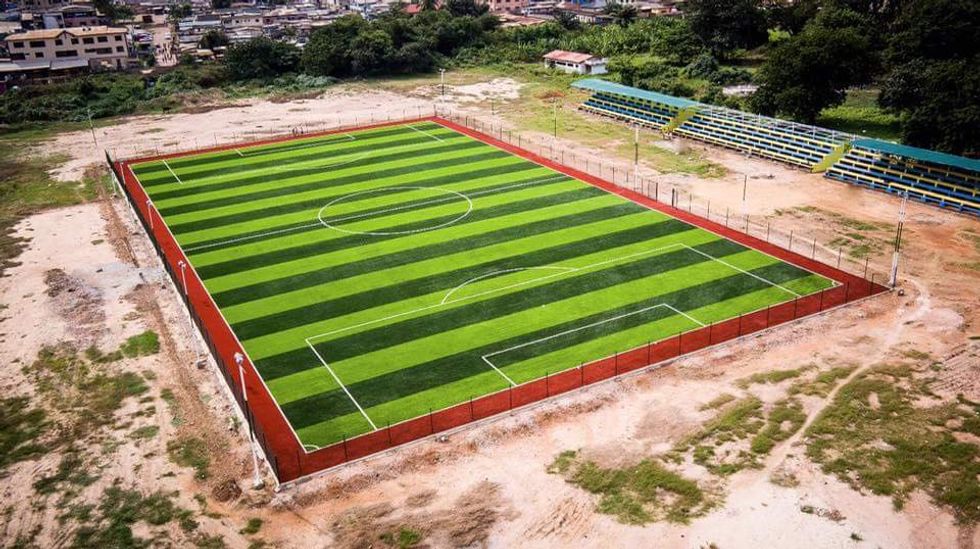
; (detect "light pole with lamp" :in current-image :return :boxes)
[439,68,446,97]
[235,352,264,489]
[177,260,188,294]
[146,199,153,230]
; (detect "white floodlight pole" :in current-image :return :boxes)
[146,198,153,230]
[633,124,639,184]
[889,192,908,288]
[741,173,748,221]
[177,260,188,294]
[235,352,264,489]
[439,68,446,97]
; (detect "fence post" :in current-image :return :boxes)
[545,372,550,397]
[387,421,392,445]
[837,248,842,269]
[811,237,817,259]
[469,396,474,420]
[428,408,434,434]
[342,434,348,461]
[738,313,743,336]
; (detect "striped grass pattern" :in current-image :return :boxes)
[131,122,834,448]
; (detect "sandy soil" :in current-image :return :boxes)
[4,83,979,548]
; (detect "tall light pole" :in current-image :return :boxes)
[146,198,153,230]
[439,68,446,98]
[889,192,908,288]
[633,125,639,184]
[235,352,264,489]
[741,173,748,221]
[87,107,99,149]
[177,260,188,294]
[553,99,559,139]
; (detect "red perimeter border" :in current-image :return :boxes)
[116,116,888,485]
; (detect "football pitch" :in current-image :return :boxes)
[128,120,835,450]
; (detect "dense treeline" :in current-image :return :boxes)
[1,0,976,154]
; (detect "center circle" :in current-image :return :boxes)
[317,186,473,236]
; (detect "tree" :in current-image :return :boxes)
[682,0,767,57]
[750,8,877,123]
[603,2,637,28]
[223,37,300,80]
[93,0,134,22]
[198,30,229,50]
[419,0,437,11]
[445,0,488,17]
[166,2,192,25]
[551,9,580,31]
[878,0,980,153]
[301,15,369,76]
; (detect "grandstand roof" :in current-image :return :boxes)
[572,78,699,109]
[852,139,980,174]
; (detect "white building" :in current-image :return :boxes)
[543,50,607,75]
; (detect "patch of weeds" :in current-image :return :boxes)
[547,450,578,475]
[33,450,99,496]
[699,393,736,411]
[167,437,210,480]
[68,484,195,548]
[194,534,227,548]
[788,366,857,398]
[736,368,806,389]
[851,532,863,541]
[805,363,980,522]
[676,397,765,452]
[120,330,160,358]
[129,425,160,441]
[750,399,806,455]
[84,345,123,364]
[380,527,422,548]
[26,344,149,440]
[552,457,710,524]
[0,396,48,470]
[901,349,931,361]
[240,518,263,535]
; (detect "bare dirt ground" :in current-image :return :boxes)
[3,82,979,548]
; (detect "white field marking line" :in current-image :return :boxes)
[305,340,378,431]
[235,133,355,158]
[306,242,687,344]
[682,244,802,297]
[482,303,704,370]
[318,186,474,236]
[481,356,518,386]
[440,266,575,305]
[162,159,183,185]
[660,303,706,327]
[184,175,569,254]
[407,124,444,142]
[319,174,570,226]
[182,221,323,254]
[303,443,321,451]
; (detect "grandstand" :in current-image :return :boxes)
[572,78,980,217]
[826,139,980,216]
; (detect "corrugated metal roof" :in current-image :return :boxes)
[6,25,127,41]
[544,50,596,64]
[572,78,699,109]
[852,138,980,174]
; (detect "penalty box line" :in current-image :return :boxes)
[235,133,355,158]
[162,159,183,185]
[305,339,379,431]
[481,303,706,375]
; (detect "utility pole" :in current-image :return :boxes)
[235,352,265,489]
[553,99,559,139]
[741,173,748,222]
[889,192,908,287]
[633,125,639,183]
[87,107,99,148]
[439,68,446,98]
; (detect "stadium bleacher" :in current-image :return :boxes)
[571,78,980,217]
[825,139,980,216]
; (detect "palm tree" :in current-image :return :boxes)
[603,2,637,27]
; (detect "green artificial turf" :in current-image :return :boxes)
[131,121,834,448]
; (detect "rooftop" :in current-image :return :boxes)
[571,78,699,109]
[852,138,980,174]
[6,25,128,41]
